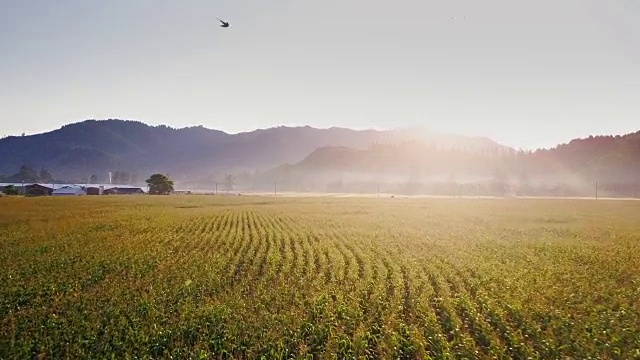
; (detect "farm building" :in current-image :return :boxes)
[0,183,145,196]
[27,184,57,196]
[102,186,145,195]
[86,186,104,195]
[86,185,144,195]
[52,185,86,196]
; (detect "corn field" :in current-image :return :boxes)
[1,196,639,359]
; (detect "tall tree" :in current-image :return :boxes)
[39,169,53,182]
[146,174,174,195]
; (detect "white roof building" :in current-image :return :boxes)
[52,185,86,196]
[1,182,145,195]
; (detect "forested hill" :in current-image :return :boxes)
[0,119,506,183]
[288,132,640,180]
[1,119,637,196]
[258,132,640,197]
[531,132,640,183]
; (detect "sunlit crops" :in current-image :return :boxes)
[1,196,639,359]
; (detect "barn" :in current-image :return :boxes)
[27,184,56,196]
[86,186,104,195]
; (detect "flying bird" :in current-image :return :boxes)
[217,18,230,28]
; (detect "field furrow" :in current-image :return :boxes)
[2,197,639,359]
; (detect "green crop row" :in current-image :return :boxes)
[1,196,639,359]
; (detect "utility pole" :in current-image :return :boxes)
[274,182,277,197]
[595,181,598,201]
[215,182,218,195]
[377,184,380,198]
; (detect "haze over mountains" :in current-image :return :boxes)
[1,119,639,197]
[0,119,506,181]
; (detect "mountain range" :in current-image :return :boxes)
[0,119,505,181]
[1,119,638,197]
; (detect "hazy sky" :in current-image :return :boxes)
[1,0,639,149]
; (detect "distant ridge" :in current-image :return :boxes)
[255,131,640,197]
[0,119,507,183]
[0,119,638,197]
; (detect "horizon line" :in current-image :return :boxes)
[3,117,639,152]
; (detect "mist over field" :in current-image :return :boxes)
[2,1,640,358]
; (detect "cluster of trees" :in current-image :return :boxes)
[0,165,144,186]
[146,174,174,195]
[250,134,640,198]
[1,185,21,195]
[0,165,54,183]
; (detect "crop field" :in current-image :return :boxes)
[1,196,639,359]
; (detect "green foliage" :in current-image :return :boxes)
[145,173,174,195]
[2,185,20,195]
[2,165,55,183]
[1,196,640,359]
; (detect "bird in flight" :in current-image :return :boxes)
[217,18,230,28]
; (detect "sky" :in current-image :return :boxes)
[1,0,639,149]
